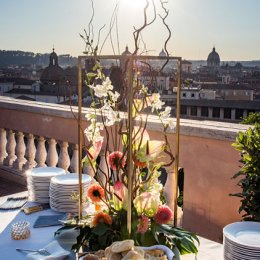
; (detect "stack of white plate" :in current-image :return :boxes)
[27,167,67,203]
[49,173,92,213]
[223,222,260,260]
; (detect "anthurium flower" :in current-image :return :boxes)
[88,139,103,160]
[133,191,161,217]
[135,140,165,164]
[113,181,125,211]
[114,181,124,200]
[82,139,103,166]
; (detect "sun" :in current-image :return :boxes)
[120,0,148,10]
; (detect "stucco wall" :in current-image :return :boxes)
[180,135,241,242]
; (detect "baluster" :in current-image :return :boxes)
[58,141,70,172]
[24,133,36,170]
[70,144,78,173]
[46,138,58,167]
[35,136,47,167]
[13,132,27,170]
[4,130,17,166]
[0,128,7,165]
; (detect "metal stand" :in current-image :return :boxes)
[77,55,182,230]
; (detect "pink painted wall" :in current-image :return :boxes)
[148,130,242,243]
[0,108,86,144]
[180,135,241,242]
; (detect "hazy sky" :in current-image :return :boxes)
[0,0,259,61]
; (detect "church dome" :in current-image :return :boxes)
[159,49,166,57]
[207,47,220,67]
[121,46,131,56]
[40,49,65,84]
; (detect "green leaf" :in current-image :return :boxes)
[92,223,110,236]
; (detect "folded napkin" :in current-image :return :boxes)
[26,240,71,260]
[0,196,27,210]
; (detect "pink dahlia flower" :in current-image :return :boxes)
[137,215,150,234]
[109,151,126,171]
[154,205,173,225]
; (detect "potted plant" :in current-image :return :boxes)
[231,122,260,222]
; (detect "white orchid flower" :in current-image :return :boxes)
[90,77,114,98]
[109,91,120,103]
[149,93,165,112]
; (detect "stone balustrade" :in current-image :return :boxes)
[0,96,251,243]
[0,129,76,173]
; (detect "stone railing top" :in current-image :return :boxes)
[0,96,250,142]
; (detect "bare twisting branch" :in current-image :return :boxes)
[133,0,156,55]
[159,0,172,71]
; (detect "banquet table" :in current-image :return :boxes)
[0,191,76,260]
[0,191,223,260]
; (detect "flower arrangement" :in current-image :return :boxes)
[56,59,199,257]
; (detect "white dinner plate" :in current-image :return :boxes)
[51,173,92,185]
[27,176,52,182]
[27,167,66,177]
[50,184,90,193]
[225,244,260,259]
[224,237,260,254]
[49,184,81,190]
[50,205,78,213]
[223,222,260,248]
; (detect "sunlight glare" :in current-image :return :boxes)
[120,0,147,11]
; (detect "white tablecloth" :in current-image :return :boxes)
[0,192,223,260]
[0,191,75,260]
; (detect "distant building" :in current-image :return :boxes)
[120,46,132,72]
[40,48,67,95]
[182,60,192,74]
[199,83,254,101]
[0,49,73,104]
[121,46,131,56]
[207,47,220,68]
[159,49,167,57]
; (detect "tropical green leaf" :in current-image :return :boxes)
[92,223,110,236]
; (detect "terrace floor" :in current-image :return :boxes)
[0,176,27,197]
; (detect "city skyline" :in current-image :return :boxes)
[0,0,260,61]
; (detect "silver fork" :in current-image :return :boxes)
[16,248,50,256]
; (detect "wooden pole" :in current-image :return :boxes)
[77,57,83,219]
[126,56,134,236]
[173,58,182,227]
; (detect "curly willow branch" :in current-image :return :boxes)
[88,0,95,43]
[133,0,156,55]
[159,0,171,72]
[99,2,119,55]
